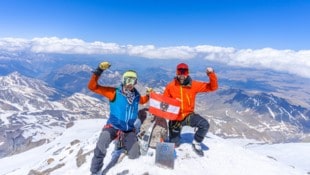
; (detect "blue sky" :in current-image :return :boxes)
[0,0,309,50]
[1,0,310,78]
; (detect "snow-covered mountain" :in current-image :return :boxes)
[44,63,310,143]
[0,72,107,158]
[0,119,309,175]
[1,65,309,159]
[198,88,310,143]
[1,51,310,175]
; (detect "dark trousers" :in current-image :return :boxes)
[90,127,140,173]
[169,113,209,146]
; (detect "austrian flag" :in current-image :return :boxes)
[149,92,181,120]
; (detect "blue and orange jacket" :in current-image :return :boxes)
[163,72,218,121]
[88,74,149,131]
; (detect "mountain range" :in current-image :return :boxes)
[0,51,310,160]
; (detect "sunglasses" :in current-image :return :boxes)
[124,77,137,85]
[177,68,189,75]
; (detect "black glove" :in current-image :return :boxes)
[92,67,103,76]
[169,120,182,129]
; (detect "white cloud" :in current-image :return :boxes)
[30,37,125,54]
[0,38,30,51]
[207,48,310,78]
[0,37,310,78]
[127,45,196,59]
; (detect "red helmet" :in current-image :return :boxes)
[176,63,189,75]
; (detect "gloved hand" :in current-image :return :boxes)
[146,87,153,96]
[206,67,214,75]
[99,61,111,70]
[169,120,182,130]
[92,61,111,76]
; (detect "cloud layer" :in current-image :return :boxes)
[1,37,309,78]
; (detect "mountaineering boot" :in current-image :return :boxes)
[90,166,102,175]
[192,140,204,157]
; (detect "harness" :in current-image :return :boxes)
[104,124,135,149]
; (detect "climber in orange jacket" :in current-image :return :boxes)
[163,62,218,156]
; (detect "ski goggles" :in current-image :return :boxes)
[123,77,137,85]
[177,68,189,76]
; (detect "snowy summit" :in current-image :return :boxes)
[0,119,309,175]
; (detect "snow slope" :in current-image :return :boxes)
[0,119,309,175]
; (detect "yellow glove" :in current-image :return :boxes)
[99,61,111,70]
[146,87,153,96]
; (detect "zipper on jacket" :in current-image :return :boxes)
[180,86,183,110]
[180,86,186,119]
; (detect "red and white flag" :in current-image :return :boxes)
[149,92,181,120]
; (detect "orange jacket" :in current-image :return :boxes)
[163,72,218,121]
[88,74,149,104]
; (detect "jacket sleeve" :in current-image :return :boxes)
[207,72,218,91]
[88,74,116,101]
[194,72,218,92]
